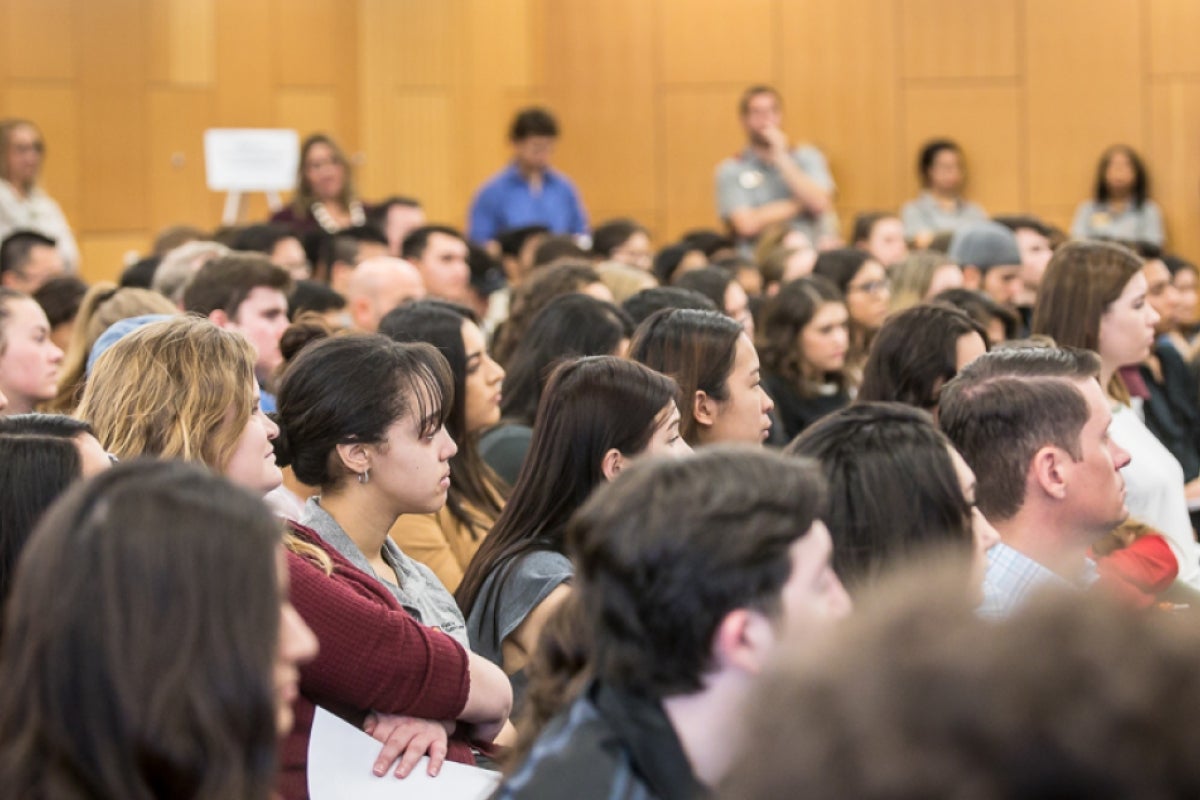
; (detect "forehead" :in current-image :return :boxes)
[789,520,832,571]
[427,232,467,257]
[743,92,780,114]
[732,332,759,371]
[809,301,848,326]
[304,142,338,164]
[461,318,485,352]
[238,286,288,312]
[1144,259,1171,283]
[5,297,49,329]
[1076,377,1111,428]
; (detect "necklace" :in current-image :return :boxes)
[311,199,366,233]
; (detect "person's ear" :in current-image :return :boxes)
[335,442,371,479]
[710,607,776,676]
[208,308,231,329]
[1030,445,1068,501]
[600,448,625,482]
[694,389,719,429]
[961,265,983,290]
[349,295,373,330]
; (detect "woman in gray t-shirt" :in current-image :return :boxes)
[457,357,689,707]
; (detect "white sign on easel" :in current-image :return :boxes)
[204,129,300,224]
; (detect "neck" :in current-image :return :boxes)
[1107,189,1131,204]
[1100,361,1118,402]
[7,179,31,199]
[930,187,958,202]
[0,396,36,416]
[317,487,398,560]
[993,510,1092,582]
[661,673,750,788]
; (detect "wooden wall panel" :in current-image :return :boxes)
[541,0,658,227]
[902,85,1023,215]
[274,89,341,144]
[1147,0,1200,76]
[78,232,149,284]
[5,0,75,80]
[392,91,457,223]
[900,0,1018,79]
[147,88,218,234]
[273,0,341,88]
[148,0,215,87]
[4,84,81,225]
[1025,0,1144,211]
[661,88,744,240]
[657,0,774,86]
[391,0,461,89]
[214,0,273,126]
[779,0,900,227]
[1149,82,1200,257]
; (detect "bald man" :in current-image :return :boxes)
[345,256,426,332]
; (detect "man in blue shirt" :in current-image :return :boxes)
[467,107,588,247]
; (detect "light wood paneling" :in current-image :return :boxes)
[1149,81,1200,257]
[78,231,150,284]
[273,0,341,88]
[391,0,461,89]
[1147,0,1200,76]
[902,85,1023,215]
[147,88,218,234]
[214,0,273,126]
[779,0,900,218]
[657,0,774,86]
[275,89,341,144]
[392,90,457,223]
[661,87,745,240]
[542,0,658,223]
[900,0,1018,79]
[4,83,81,226]
[149,0,215,87]
[5,0,75,80]
[1025,0,1144,210]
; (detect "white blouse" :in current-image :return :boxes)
[0,179,79,271]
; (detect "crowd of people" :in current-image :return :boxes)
[2,82,1200,799]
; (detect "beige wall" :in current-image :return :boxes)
[4,0,1200,282]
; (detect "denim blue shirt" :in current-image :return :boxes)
[468,164,588,244]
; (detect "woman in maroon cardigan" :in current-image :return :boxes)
[273,334,512,799]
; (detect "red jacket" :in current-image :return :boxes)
[278,521,474,800]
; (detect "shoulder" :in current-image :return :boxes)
[497,696,638,800]
[515,549,574,582]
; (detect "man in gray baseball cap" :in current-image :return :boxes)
[948,221,1023,309]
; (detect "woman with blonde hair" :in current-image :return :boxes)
[45,282,177,412]
[888,251,964,313]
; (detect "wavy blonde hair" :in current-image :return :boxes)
[76,316,255,468]
[47,283,178,413]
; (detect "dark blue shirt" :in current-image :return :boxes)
[468,164,588,244]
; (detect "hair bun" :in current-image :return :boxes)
[279,316,333,366]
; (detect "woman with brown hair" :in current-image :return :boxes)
[271,133,367,235]
[1033,240,1200,587]
[756,277,851,442]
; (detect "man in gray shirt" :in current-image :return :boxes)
[715,85,839,253]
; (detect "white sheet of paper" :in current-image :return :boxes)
[203,128,299,191]
[308,706,501,800]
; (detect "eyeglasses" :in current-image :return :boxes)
[848,279,891,296]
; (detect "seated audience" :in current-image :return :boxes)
[1161,252,1199,358]
[812,248,889,381]
[939,346,1145,616]
[787,402,999,594]
[378,301,507,591]
[652,241,708,286]
[368,196,426,257]
[0,230,64,294]
[232,223,312,280]
[0,287,63,415]
[675,265,754,336]
[900,138,988,247]
[457,357,688,707]
[591,217,652,272]
[994,214,1056,329]
[31,274,86,351]
[46,282,177,412]
[151,239,230,305]
[888,250,963,312]
[621,285,717,327]
[287,279,347,327]
[401,224,474,307]
[118,254,161,288]
[594,259,657,305]
[343,256,425,332]
[724,567,1200,799]
[0,460,318,800]
[1033,241,1200,587]
[631,308,774,447]
[272,334,513,795]
[0,119,79,269]
[756,277,851,441]
[273,133,367,235]
[182,253,292,409]
[934,287,1019,346]
[315,224,390,291]
[851,211,908,267]
[499,448,851,798]
[492,260,609,366]
[1071,144,1164,246]
[947,221,1024,311]
[481,294,632,485]
[857,303,988,411]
